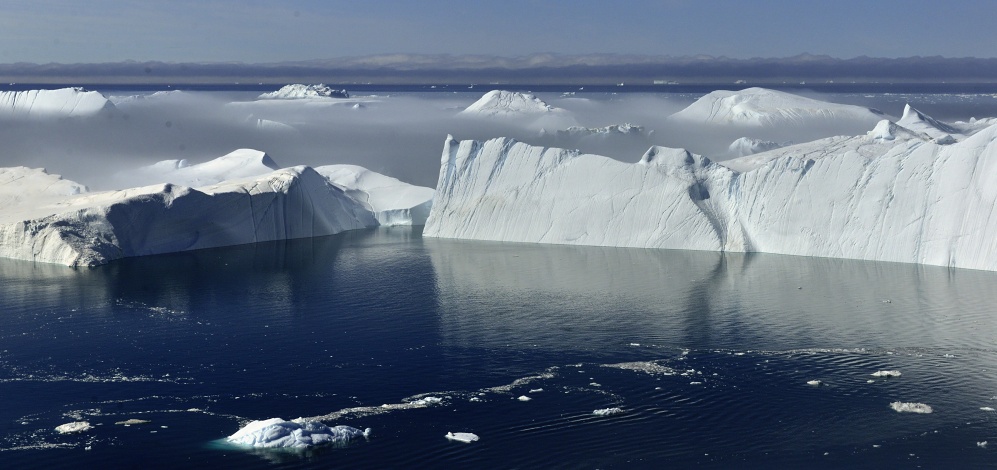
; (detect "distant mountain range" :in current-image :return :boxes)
[3,54,997,85]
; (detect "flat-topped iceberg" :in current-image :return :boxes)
[112,149,280,189]
[424,118,997,270]
[0,87,117,119]
[227,418,369,449]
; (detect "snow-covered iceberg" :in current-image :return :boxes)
[111,149,280,189]
[728,137,783,157]
[258,84,349,100]
[0,165,377,267]
[424,120,997,270]
[668,87,885,128]
[461,90,560,117]
[0,87,117,119]
[227,418,369,449]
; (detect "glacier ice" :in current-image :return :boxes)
[227,418,369,449]
[316,164,434,226]
[425,112,997,271]
[111,149,280,189]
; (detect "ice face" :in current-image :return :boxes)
[425,120,997,271]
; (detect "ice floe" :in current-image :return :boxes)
[889,402,933,414]
[445,432,479,443]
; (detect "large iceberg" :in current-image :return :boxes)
[111,149,280,189]
[0,165,377,267]
[227,418,369,449]
[258,84,349,100]
[667,87,886,128]
[461,90,560,117]
[424,117,997,271]
[316,165,434,226]
[0,87,117,119]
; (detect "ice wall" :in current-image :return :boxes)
[424,123,997,271]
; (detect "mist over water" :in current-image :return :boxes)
[4,85,994,191]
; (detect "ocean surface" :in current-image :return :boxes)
[1,227,995,468]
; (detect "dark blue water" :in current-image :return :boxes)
[2,228,996,468]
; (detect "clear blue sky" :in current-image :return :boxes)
[1,0,995,63]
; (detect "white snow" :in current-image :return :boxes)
[445,432,479,443]
[258,84,349,100]
[898,104,959,144]
[111,149,280,189]
[55,421,92,434]
[227,418,369,449]
[890,402,933,414]
[668,87,886,127]
[316,165,435,226]
[424,120,997,271]
[871,370,902,378]
[0,87,117,118]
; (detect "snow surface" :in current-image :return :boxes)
[111,149,280,189]
[424,121,997,271]
[728,137,784,157]
[445,432,479,443]
[258,84,349,99]
[0,88,117,119]
[316,164,435,226]
[667,87,885,128]
[227,418,369,449]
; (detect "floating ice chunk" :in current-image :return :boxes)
[981,407,995,412]
[806,379,824,386]
[593,407,624,416]
[445,432,479,443]
[689,381,703,385]
[55,421,92,434]
[890,402,933,414]
[411,396,443,406]
[529,388,543,393]
[979,441,988,448]
[871,370,902,378]
[227,418,370,449]
[517,395,532,402]
[116,419,151,426]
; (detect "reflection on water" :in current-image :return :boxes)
[1,228,996,468]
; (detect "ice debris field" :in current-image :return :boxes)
[4,86,997,270]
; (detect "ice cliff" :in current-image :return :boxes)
[0,87,117,118]
[424,119,997,271]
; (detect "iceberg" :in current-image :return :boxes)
[424,120,997,271]
[461,90,560,116]
[0,165,377,267]
[0,87,118,119]
[889,402,932,414]
[728,137,784,157]
[668,87,886,128]
[445,432,479,443]
[227,418,369,449]
[898,104,959,144]
[258,84,349,100]
[111,149,280,189]
[55,421,93,434]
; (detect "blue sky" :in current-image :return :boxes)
[1,0,995,63]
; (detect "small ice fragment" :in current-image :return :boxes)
[867,380,875,383]
[890,402,932,413]
[593,407,624,416]
[873,444,881,448]
[529,388,543,393]
[115,419,151,425]
[690,381,703,385]
[470,397,482,402]
[629,343,641,347]
[85,445,92,451]
[413,396,443,406]
[978,441,988,448]
[517,395,532,402]
[871,370,901,378]
[807,380,823,386]
[980,407,995,412]
[161,425,168,428]
[55,421,92,434]
[882,299,891,303]
[446,432,479,443]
